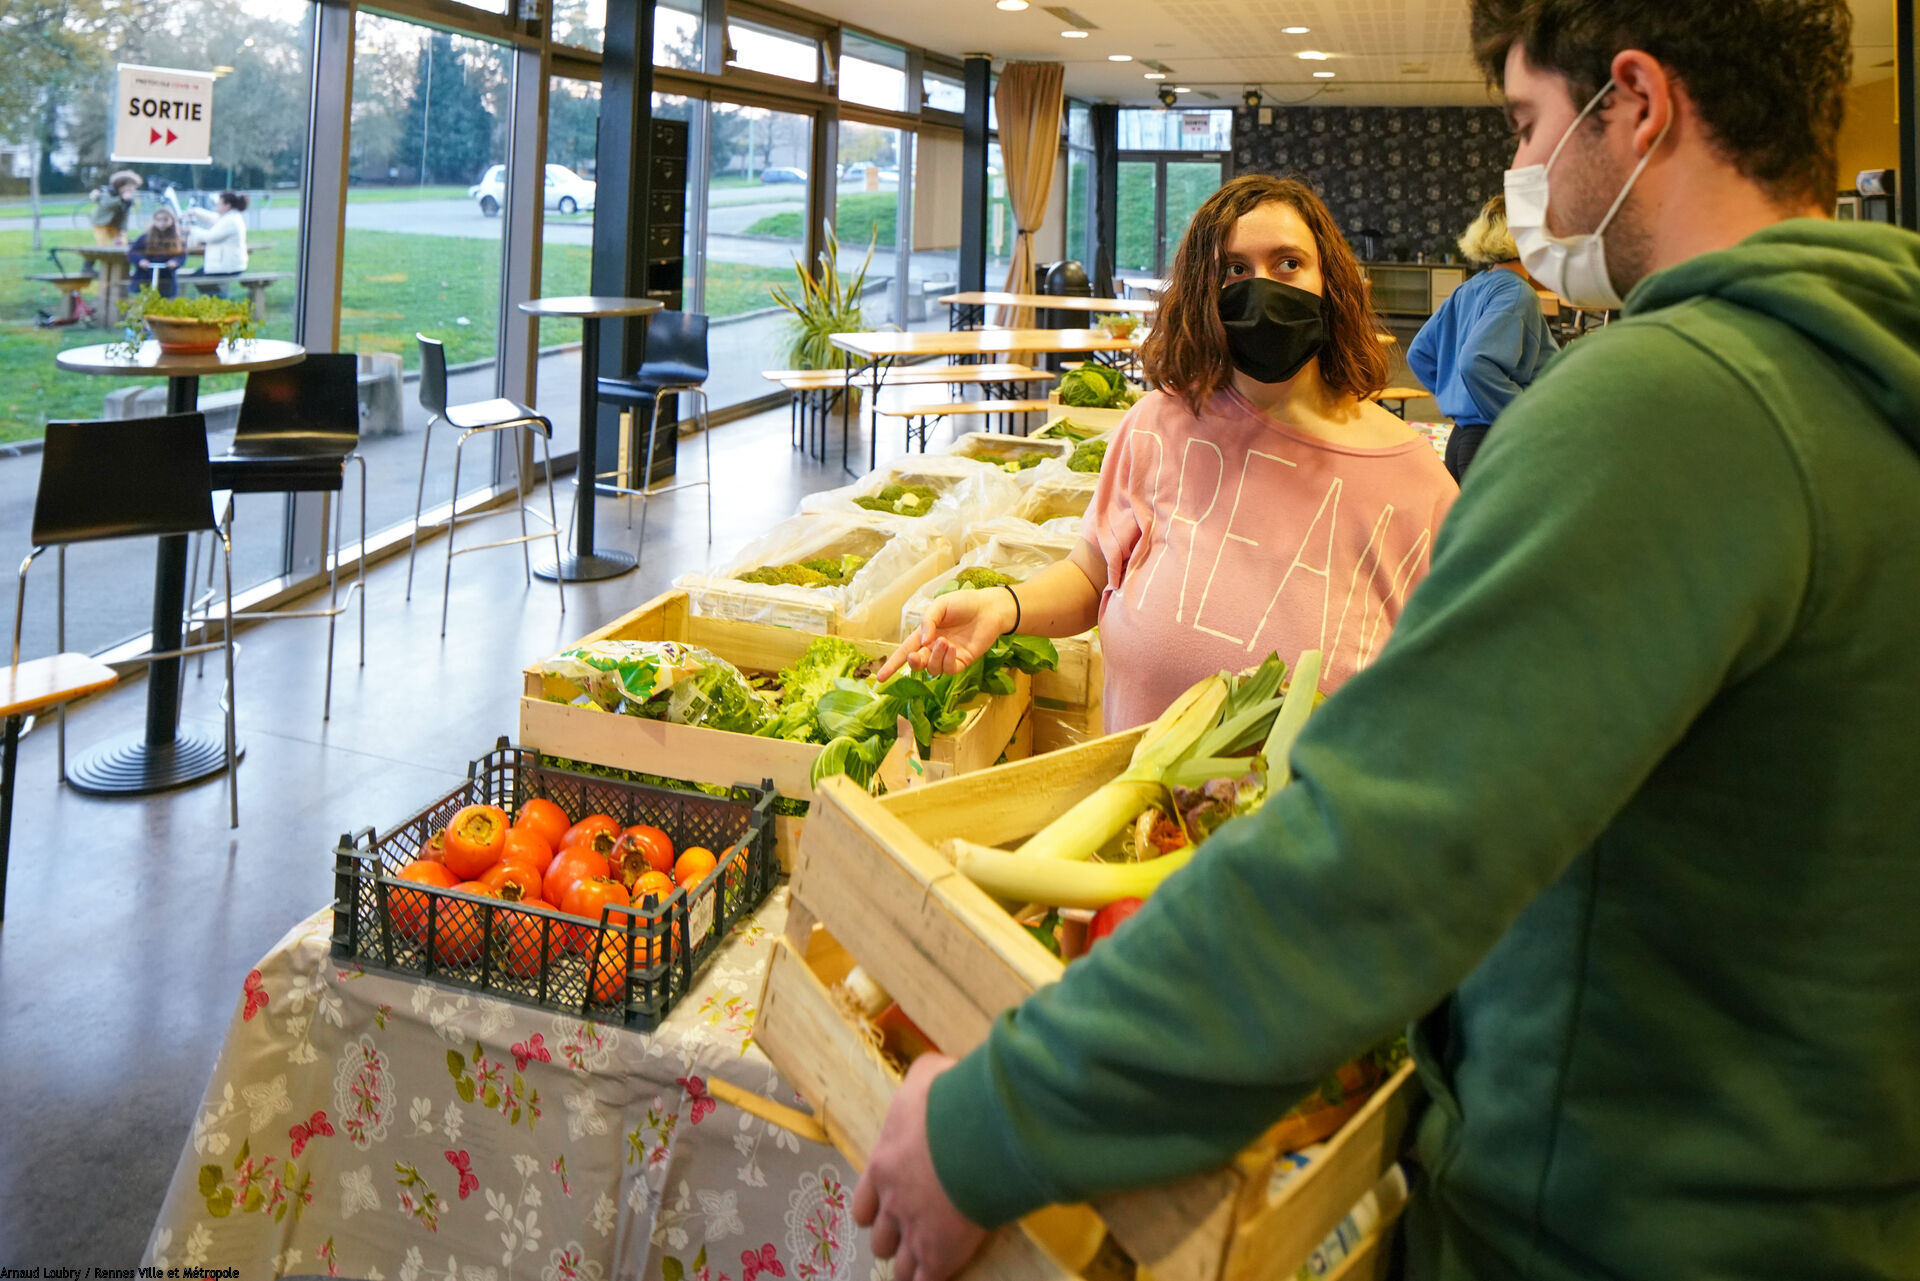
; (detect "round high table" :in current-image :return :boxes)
[53,339,305,793]
[517,295,663,581]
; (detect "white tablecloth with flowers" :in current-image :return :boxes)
[145,889,878,1281]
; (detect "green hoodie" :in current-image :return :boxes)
[926,219,1920,1280]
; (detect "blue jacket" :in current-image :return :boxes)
[1407,268,1557,427]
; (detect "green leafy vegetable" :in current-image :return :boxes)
[852,483,940,517]
[737,553,867,587]
[1057,365,1141,409]
[530,641,770,734]
[1036,418,1102,442]
[1067,439,1110,473]
[759,636,870,743]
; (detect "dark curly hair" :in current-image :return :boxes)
[1141,174,1388,416]
[1469,0,1852,207]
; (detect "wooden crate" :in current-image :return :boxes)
[683,521,956,643]
[757,731,1420,1281]
[519,591,1032,870]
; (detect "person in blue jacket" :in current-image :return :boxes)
[1407,194,1558,479]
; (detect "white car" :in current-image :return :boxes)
[469,164,597,216]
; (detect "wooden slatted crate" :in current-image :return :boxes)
[756,730,1418,1281]
[519,591,1032,870]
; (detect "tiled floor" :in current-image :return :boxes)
[0,402,923,1263]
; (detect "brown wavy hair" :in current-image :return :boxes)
[1142,174,1388,416]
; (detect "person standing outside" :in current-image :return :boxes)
[1407,194,1558,479]
[88,169,142,246]
[852,4,1920,1280]
[128,207,188,298]
[878,174,1456,724]
[185,190,250,294]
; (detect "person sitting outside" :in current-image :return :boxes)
[185,190,250,295]
[89,170,142,246]
[128,207,188,299]
[1407,194,1558,480]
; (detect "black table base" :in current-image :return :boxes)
[533,550,637,582]
[67,725,240,796]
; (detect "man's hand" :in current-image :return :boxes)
[852,1054,988,1281]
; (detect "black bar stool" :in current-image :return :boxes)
[17,415,240,826]
[188,354,366,719]
[595,309,714,559]
[405,335,566,636]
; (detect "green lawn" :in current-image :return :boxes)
[746,192,896,247]
[2,225,799,441]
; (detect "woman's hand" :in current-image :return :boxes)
[875,588,1017,681]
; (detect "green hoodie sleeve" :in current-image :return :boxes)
[924,319,1815,1227]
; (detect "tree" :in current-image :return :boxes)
[0,0,121,246]
[398,31,497,186]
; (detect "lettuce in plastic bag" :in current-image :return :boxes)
[533,640,771,734]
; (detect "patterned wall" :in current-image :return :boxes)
[1231,104,1512,263]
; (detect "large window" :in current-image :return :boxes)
[704,102,813,411]
[726,20,818,84]
[654,0,703,69]
[0,0,312,657]
[835,122,903,326]
[535,75,602,460]
[344,14,509,537]
[840,35,907,112]
[1119,108,1233,151]
[923,70,965,115]
[1064,105,1093,271]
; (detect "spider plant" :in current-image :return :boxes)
[770,221,879,373]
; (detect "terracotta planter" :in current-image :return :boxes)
[144,315,231,355]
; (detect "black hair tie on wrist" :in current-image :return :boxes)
[1002,583,1021,634]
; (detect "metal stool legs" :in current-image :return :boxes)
[404,413,440,600]
[632,384,713,561]
[436,423,566,637]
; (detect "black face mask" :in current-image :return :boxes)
[1218,277,1328,384]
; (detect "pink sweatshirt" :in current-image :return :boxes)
[1087,387,1457,730]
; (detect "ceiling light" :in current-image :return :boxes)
[1282,26,1309,34]
[995,0,1028,8]
[1158,86,1177,108]
[1061,28,1089,38]
[1144,71,1167,79]
[1313,70,1336,78]
[1296,50,1332,60]
[1108,53,1133,61]
[1243,87,1262,108]
[1174,86,1191,93]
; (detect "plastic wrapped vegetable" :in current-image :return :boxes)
[533,640,771,734]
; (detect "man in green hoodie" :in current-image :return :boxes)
[851,2,1920,1278]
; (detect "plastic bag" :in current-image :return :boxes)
[1014,459,1101,526]
[941,432,1072,486]
[961,513,1086,555]
[530,640,771,734]
[677,513,956,641]
[899,531,1079,639]
[799,455,1021,544]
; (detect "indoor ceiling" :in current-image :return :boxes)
[799,0,1897,109]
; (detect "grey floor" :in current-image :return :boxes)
[0,401,919,1264]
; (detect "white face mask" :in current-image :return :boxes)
[1503,77,1670,309]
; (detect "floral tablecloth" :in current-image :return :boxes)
[146,890,879,1281]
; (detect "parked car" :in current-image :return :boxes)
[469,164,598,216]
[840,162,898,185]
[759,166,807,185]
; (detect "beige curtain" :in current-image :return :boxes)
[993,62,1065,332]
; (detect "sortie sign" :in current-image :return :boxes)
[111,63,215,165]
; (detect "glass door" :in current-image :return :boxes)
[1115,153,1225,282]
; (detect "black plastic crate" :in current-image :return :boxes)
[332,737,776,1029]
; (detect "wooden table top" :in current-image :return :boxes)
[518,295,664,319]
[55,339,306,378]
[937,292,1157,313]
[2,652,116,719]
[830,328,1141,360]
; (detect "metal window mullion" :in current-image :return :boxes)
[499,42,547,490]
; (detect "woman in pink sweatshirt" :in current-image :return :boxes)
[880,175,1457,727]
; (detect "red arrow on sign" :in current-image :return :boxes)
[150,128,162,144]
[147,128,180,145]
[166,129,178,144]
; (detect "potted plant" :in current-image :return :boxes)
[770,223,878,406]
[113,286,260,357]
[1095,311,1140,340]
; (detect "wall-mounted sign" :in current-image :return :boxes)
[1181,112,1212,139]
[111,63,215,165]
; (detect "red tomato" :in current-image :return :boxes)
[501,827,554,876]
[561,814,620,852]
[433,881,497,966]
[544,847,610,919]
[1086,897,1145,949]
[390,859,459,944]
[442,803,509,880]
[514,797,570,850]
[479,859,543,904]
[625,824,676,875]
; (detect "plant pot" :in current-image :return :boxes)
[145,315,228,355]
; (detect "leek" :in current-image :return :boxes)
[1262,649,1322,789]
[949,839,1196,909]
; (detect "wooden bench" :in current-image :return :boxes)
[1371,385,1431,418]
[764,363,1057,459]
[0,652,117,921]
[185,271,294,322]
[872,398,1054,451]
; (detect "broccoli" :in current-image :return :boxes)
[736,553,865,588]
[800,554,867,582]
[957,567,1019,590]
[998,453,1047,474]
[1067,439,1109,473]
[759,635,870,742]
[853,483,939,517]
